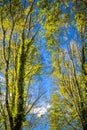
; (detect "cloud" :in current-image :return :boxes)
[31,103,51,117]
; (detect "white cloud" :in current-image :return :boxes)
[31,103,51,117]
[0,75,4,82]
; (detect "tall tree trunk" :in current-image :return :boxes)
[5,61,14,130]
[13,43,26,130]
[82,123,87,130]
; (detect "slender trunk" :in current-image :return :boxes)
[5,61,14,130]
[82,123,87,130]
[13,43,26,130]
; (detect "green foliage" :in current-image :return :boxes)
[49,93,81,130]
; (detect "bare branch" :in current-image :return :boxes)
[25,91,46,116]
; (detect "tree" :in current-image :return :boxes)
[50,41,87,129]
[0,0,43,130]
[38,0,87,129]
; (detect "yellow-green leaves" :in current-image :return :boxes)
[75,13,87,32]
[2,18,12,30]
[45,22,58,37]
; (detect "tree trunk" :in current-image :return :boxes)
[82,123,87,130]
[12,43,26,130]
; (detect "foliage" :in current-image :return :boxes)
[49,93,81,130]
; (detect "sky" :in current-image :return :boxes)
[0,72,4,86]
